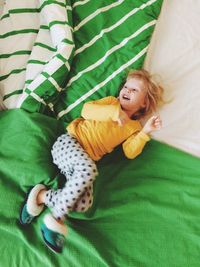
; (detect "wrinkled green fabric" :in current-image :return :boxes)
[1,109,200,267]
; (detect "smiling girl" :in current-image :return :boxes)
[19,69,164,253]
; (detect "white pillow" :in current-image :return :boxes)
[144,0,200,157]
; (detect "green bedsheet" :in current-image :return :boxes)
[1,109,200,267]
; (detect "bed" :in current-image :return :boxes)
[1,1,200,266]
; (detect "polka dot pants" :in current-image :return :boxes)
[44,133,98,221]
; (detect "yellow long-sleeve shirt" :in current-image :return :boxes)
[67,96,150,161]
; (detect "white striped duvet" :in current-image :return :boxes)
[0,0,163,121]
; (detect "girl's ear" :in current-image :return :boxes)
[142,96,149,111]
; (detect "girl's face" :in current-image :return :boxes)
[119,77,147,117]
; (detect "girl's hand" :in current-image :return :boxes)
[142,115,162,135]
[116,109,130,126]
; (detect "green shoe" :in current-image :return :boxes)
[41,213,67,253]
[19,184,46,225]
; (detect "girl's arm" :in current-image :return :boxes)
[122,131,150,159]
[81,96,120,121]
[122,116,162,159]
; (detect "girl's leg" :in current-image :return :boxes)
[74,184,94,212]
[44,133,98,221]
[20,133,98,253]
[38,183,94,214]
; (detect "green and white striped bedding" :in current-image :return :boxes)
[0,0,74,110]
[0,0,163,121]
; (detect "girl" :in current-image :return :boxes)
[20,69,163,253]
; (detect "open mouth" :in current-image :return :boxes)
[122,94,130,100]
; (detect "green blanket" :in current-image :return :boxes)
[1,109,200,267]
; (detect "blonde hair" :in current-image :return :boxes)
[126,69,164,119]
